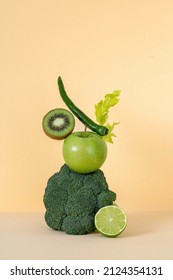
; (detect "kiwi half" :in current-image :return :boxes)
[42,108,75,139]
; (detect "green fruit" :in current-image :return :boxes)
[42,108,75,140]
[62,131,107,174]
[95,205,127,237]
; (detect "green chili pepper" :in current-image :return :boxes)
[57,77,109,136]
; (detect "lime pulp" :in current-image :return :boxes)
[94,205,127,237]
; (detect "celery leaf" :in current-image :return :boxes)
[103,122,119,143]
[94,90,121,143]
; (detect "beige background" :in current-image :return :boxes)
[1,0,173,213]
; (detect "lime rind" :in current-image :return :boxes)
[94,205,127,237]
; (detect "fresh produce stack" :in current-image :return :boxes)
[42,77,127,236]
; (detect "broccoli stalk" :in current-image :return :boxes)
[43,164,116,235]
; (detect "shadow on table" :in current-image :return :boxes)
[122,211,160,238]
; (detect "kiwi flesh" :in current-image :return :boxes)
[42,108,75,139]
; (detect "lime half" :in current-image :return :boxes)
[95,205,127,237]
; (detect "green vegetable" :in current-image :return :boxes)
[102,122,119,144]
[43,164,116,235]
[57,76,109,136]
[95,90,120,143]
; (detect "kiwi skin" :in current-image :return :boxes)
[42,108,75,140]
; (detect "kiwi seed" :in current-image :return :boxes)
[42,108,75,139]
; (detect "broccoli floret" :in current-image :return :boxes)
[43,164,116,235]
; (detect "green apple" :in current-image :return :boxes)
[62,131,107,174]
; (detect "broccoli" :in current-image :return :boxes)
[43,164,116,235]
